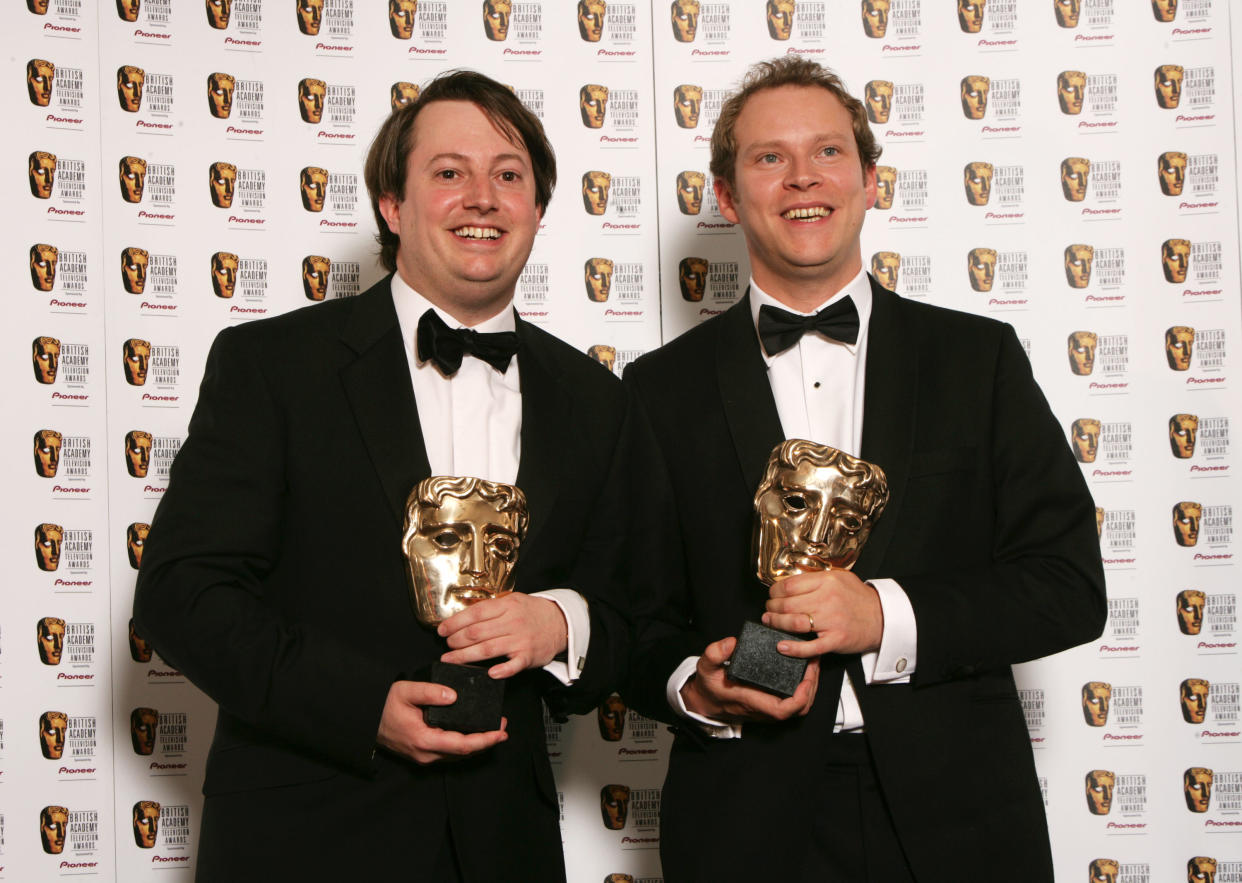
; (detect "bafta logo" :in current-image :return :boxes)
[598,694,626,740]
[1165,325,1194,371]
[38,617,66,665]
[580,84,609,128]
[1162,238,1191,283]
[296,0,323,35]
[129,618,154,662]
[1187,857,1216,882]
[874,166,896,211]
[128,522,151,569]
[1153,0,1178,22]
[864,80,892,124]
[967,247,996,292]
[1155,64,1184,109]
[1081,681,1110,727]
[34,429,62,478]
[679,257,708,302]
[121,246,149,294]
[209,161,237,209]
[859,0,886,38]
[1067,331,1097,376]
[957,0,985,33]
[600,784,630,829]
[212,251,239,298]
[301,166,328,212]
[960,75,989,120]
[1158,151,1187,196]
[389,0,418,39]
[206,0,231,30]
[1180,677,1209,723]
[41,806,69,855]
[391,81,419,111]
[1169,414,1198,459]
[30,243,58,291]
[578,0,606,41]
[1058,70,1086,115]
[963,161,993,206]
[36,522,64,572]
[116,0,140,22]
[125,430,153,478]
[1085,769,1114,815]
[870,251,900,291]
[28,59,55,106]
[1070,418,1100,464]
[40,711,68,759]
[768,0,795,40]
[1176,589,1205,635]
[1172,501,1201,547]
[1088,859,1118,883]
[133,800,160,848]
[1184,767,1212,813]
[130,707,159,755]
[587,345,616,373]
[582,170,612,215]
[676,170,705,215]
[673,84,702,128]
[483,0,512,40]
[1064,244,1094,289]
[30,150,57,199]
[119,155,147,203]
[117,65,144,112]
[123,338,151,386]
[585,257,613,302]
[303,255,331,301]
[33,335,62,384]
[1054,0,1080,28]
[207,72,235,118]
[298,78,326,124]
[670,0,699,42]
[1061,157,1090,202]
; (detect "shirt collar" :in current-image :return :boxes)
[748,268,873,363]
[390,271,517,335]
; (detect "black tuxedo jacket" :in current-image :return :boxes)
[623,280,1106,882]
[134,278,630,881]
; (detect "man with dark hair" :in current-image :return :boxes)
[624,57,1104,881]
[135,70,629,880]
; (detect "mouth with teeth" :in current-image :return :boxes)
[453,225,502,240]
[782,205,830,221]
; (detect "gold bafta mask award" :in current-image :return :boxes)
[401,476,529,732]
[725,440,889,697]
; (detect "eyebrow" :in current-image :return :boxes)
[426,152,530,168]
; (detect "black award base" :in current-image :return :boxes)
[423,662,505,734]
[722,620,808,698]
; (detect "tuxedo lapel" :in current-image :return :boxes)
[717,292,785,497]
[856,280,917,577]
[514,318,571,553]
[338,278,430,527]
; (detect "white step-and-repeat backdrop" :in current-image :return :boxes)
[4,2,1240,880]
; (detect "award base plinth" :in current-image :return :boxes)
[722,621,807,698]
[423,662,505,734]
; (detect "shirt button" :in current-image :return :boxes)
[895,657,908,673]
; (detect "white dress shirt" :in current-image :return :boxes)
[390,274,589,683]
[669,269,918,735]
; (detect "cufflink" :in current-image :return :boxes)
[895,657,908,674]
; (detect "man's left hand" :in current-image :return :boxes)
[438,594,568,679]
[762,569,883,657]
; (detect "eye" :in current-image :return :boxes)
[840,515,863,532]
[432,530,460,550]
[437,169,458,180]
[499,170,519,182]
[782,493,808,511]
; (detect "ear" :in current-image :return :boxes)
[377,193,401,235]
[862,164,877,210]
[714,175,740,224]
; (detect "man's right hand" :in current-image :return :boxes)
[376,680,507,765]
[680,636,820,723]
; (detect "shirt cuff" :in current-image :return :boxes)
[667,656,742,739]
[862,578,916,683]
[532,589,589,685]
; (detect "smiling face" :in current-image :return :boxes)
[207,72,235,118]
[714,85,876,306]
[1155,65,1184,108]
[957,0,985,32]
[1181,678,1209,723]
[1070,418,1100,463]
[1064,244,1094,288]
[1173,501,1202,546]
[1068,331,1097,375]
[864,80,892,124]
[1166,325,1194,371]
[1085,770,1115,815]
[301,166,327,212]
[121,246,149,294]
[120,155,147,203]
[123,338,151,386]
[28,59,55,106]
[1159,151,1187,196]
[33,336,61,384]
[402,476,527,626]
[1054,0,1080,27]
[1061,157,1090,201]
[1177,589,1205,635]
[302,255,331,300]
[677,170,705,214]
[1163,238,1191,283]
[298,78,326,124]
[585,257,614,302]
[296,0,323,34]
[30,151,56,199]
[1170,413,1198,459]
[126,430,152,478]
[36,522,64,571]
[960,75,989,119]
[212,251,238,297]
[1058,70,1086,114]
[674,84,703,128]
[579,0,606,40]
[31,243,58,291]
[581,84,609,128]
[967,247,996,291]
[859,0,886,37]
[210,161,237,208]
[38,617,65,665]
[390,0,417,38]
[483,0,511,40]
[117,65,144,112]
[671,0,699,41]
[963,162,993,206]
[34,429,62,478]
[582,170,611,215]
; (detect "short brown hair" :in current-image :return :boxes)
[364,69,556,273]
[710,57,881,188]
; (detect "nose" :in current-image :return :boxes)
[786,154,821,191]
[465,175,498,212]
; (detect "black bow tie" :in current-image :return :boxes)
[757,297,860,356]
[416,309,519,376]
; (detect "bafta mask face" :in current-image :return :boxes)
[1153,0,1178,22]
[1159,151,1187,196]
[36,522,64,571]
[679,257,708,302]
[34,425,64,476]
[1089,859,1119,883]
[1173,501,1202,547]
[580,84,609,128]
[122,246,149,294]
[966,247,996,292]
[28,59,55,106]
[582,171,612,215]
[764,0,794,39]
[126,430,153,478]
[116,0,139,21]
[1184,767,1212,812]
[133,801,160,848]
[1064,244,1094,289]
[302,255,331,301]
[1081,681,1110,727]
[598,694,626,740]
[1061,157,1090,202]
[1162,239,1190,283]
[30,151,56,199]
[212,251,239,298]
[128,522,150,569]
[957,0,985,33]
[1096,507,1105,538]
[131,707,158,755]
[30,0,50,12]
[605,876,635,883]
[391,81,419,111]
[123,338,151,386]
[119,155,147,203]
[301,166,328,212]
[1188,857,1217,883]
[1155,65,1184,109]
[671,0,699,41]
[390,0,417,38]
[578,0,606,41]
[40,711,68,759]
[206,0,231,29]
[1177,589,1205,635]
[960,75,990,120]
[1085,770,1115,815]
[402,476,528,626]
[676,170,705,215]
[129,618,153,662]
[963,162,993,206]
[209,161,237,208]
[1166,326,1194,371]
[1054,0,1080,28]
[587,345,616,372]
[859,0,886,38]
[207,72,235,118]
[864,80,893,124]
[38,617,66,665]
[33,336,61,384]
[754,440,889,584]
[600,784,630,829]
[874,166,896,210]
[1181,678,1209,723]
[1058,70,1087,115]
[483,0,512,40]
[1169,414,1198,459]
[31,243,58,291]
[871,251,900,291]
[298,78,326,124]
[41,806,68,854]
[674,84,702,129]
[1071,418,1100,463]
[585,257,613,302]
[296,0,323,35]
[117,65,144,112]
